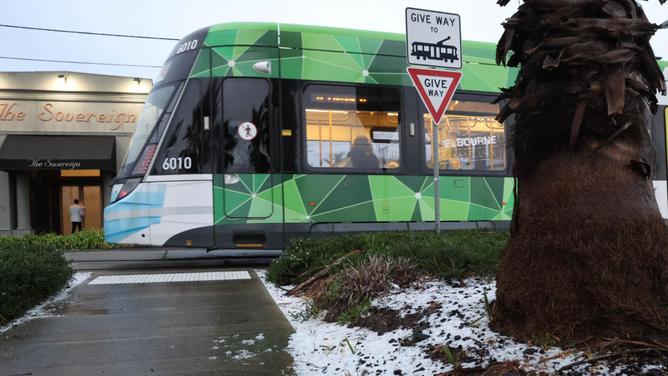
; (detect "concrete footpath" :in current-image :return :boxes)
[0,268,295,376]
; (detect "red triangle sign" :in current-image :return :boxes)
[407,67,462,124]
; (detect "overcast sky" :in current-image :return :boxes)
[0,0,666,81]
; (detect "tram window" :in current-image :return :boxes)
[304,85,401,171]
[152,79,211,175]
[222,78,271,173]
[423,100,506,172]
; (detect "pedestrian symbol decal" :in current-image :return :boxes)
[238,122,257,140]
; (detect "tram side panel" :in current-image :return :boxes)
[276,71,514,243]
[655,98,668,218]
[106,65,516,249]
[653,67,668,218]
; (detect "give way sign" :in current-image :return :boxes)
[406,67,462,124]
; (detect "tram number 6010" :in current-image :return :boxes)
[162,157,192,171]
[176,39,198,55]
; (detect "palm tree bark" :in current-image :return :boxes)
[494,0,668,343]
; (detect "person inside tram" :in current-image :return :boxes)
[346,135,380,169]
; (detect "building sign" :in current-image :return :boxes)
[29,160,81,169]
[406,7,462,69]
[0,101,143,134]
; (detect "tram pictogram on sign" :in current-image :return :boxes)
[406,8,462,69]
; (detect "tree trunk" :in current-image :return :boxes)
[493,0,668,343]
[494,139,668,342]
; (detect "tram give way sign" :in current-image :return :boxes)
[405,7,463,234]
[406,8,462,69]
[407,68,462,124]
[405,7,463,123]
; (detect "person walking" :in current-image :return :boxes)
[69,199,85,233]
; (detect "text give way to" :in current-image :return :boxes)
[405,7,462,69]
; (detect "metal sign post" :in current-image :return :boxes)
[432,118,440,233]
[406,67,462,233]
[406,7,463,233]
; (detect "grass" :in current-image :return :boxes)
[337,299,373,324]
[267,230,509,323]
[440,345,465,368]
[0,240,72,324]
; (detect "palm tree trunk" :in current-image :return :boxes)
[495,143,668,342]
[493,0,668,343]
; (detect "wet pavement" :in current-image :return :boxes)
[0,268,294,376]
[63,248,281,270]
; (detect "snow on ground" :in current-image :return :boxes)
[257,270,666,375]
[0,272,91,334]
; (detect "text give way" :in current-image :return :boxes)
[406,67,462,124]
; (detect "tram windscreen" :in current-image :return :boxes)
[118,83,179,178]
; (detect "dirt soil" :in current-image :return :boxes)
[434,361,528,376]
[351,306,424,334]
[351,291,668,375]
[352,301,443,348]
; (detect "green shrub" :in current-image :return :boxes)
[0,229,116,251]
[0,241,72,323]
[266,234,374,285]
[268,230,508,323]
[62,229,115,250]
[317,255,419,322]
[268,230,509,286]
[383,230,508,278]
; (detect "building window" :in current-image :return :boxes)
[423,100,506,172]
[304,85,401,172]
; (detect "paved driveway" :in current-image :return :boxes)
[0,268,294,376]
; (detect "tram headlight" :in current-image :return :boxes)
[131,143,158,175]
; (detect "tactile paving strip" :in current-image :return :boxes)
[88,271,251,285]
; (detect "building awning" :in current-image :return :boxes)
[0,135,116,172]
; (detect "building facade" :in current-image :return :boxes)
[0,71,152,235]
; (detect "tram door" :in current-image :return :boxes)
[214,76,281,249]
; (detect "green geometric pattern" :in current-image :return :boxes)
[189,22,519,92]
[190,46,280,79]
[213,174,514,225]
[214,174,282,224]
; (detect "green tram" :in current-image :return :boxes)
[103,23,668,251]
